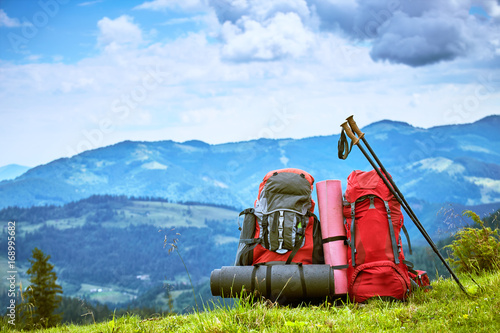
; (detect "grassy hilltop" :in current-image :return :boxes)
[2,270,499,333]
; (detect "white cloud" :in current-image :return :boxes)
[242,0,311,22]
[142,161,168,169]
[78,0,103,6]
[202,176,229,188]
[465,176,500,204]
[135,0,206,11]
[210,0,311,23]
[25,54,43,62]
[180,107,224,124]
[0,9,22,27]
[97,15,144,51]
[478,0,500,20]
[460,145,494,154]
[162,15,206,25]
[221,12,315,60]
[411,157,466,176]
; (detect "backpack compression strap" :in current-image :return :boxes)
[322,236,348,244]
[252,262,308,299]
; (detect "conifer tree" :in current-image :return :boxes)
[25,247,63,328]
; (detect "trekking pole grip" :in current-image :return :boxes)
[346,115,365,140]
[341,121,360,145]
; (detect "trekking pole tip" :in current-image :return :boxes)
[341,121,360,145]
[346,115,365,140]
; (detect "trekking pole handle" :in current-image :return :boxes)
[341,121,360,145]
[346,115,365,140]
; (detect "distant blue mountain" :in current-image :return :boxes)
[0,164,30,181]
[1,116,499,239]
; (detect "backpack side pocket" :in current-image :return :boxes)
[234,209,259,266]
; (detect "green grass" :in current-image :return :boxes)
[3,271,499,332]
[114,201,237,229]
[73,283,138,304]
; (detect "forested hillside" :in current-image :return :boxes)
[0,195,239,314]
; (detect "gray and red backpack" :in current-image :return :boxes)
[235,168,324,266]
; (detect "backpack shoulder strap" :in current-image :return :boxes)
[383,200,400,264]
[285,230,306,264]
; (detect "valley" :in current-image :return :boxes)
[1,116,499,314]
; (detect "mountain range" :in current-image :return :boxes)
[1,116,499,310]
[0,164,31,181]
[1,116,499,239]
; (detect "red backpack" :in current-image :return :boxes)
[343,169,412,302]
[235,168,324,266]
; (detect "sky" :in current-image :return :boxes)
[0,0,499,167]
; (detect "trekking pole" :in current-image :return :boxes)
[345,115,442,247]
[345,116,435,243]
[340,119,469,295]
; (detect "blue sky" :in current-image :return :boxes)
[1,0,499,167]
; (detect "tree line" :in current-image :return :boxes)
[0,194,239,224]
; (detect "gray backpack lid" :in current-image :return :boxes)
[255,172,312,216]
